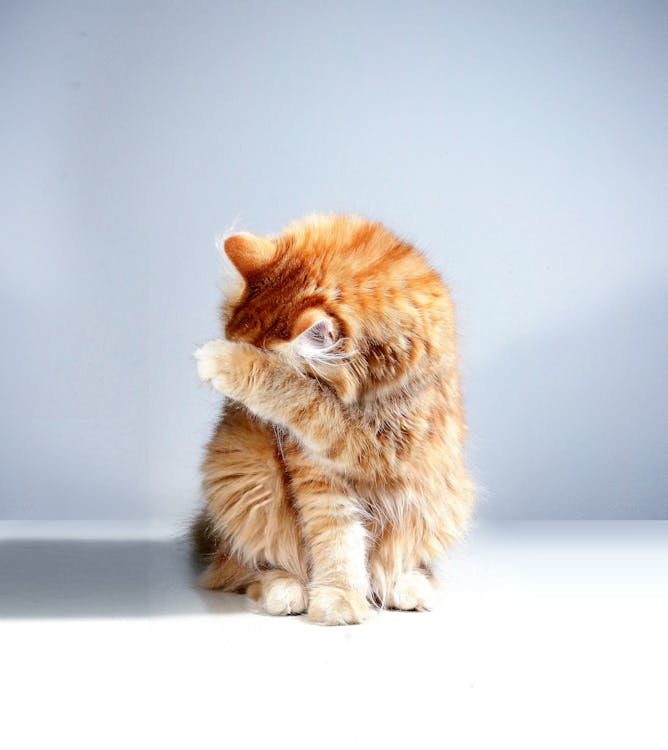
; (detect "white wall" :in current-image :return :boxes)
[1,1,666,521]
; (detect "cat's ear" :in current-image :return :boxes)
[223,232,276,278]
[292,310,337,354]
[299,318,336,350]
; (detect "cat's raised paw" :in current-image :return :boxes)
[389,571,435,611]
[308,586,370,626]
[195,339,229,383]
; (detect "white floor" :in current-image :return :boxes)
[1,521,666,750]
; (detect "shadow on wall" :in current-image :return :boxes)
[0,537,247,619]
[468,280,668,520]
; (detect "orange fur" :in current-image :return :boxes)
[194,214,474,624]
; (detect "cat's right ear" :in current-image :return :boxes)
[223,232,276,279]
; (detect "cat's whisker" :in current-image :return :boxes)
[298,338,358,368]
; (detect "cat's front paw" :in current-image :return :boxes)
[308,586,370,626]
[195,339,230,383]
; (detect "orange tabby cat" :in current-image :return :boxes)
[194,214,474,624]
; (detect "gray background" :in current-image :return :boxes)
[1,1,666,522]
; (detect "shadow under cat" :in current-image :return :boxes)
[0,537,248,619]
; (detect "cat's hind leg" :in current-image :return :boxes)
[199,552,307,616]
[197,404,310,616]
[386,570,436,611]
[367,519,437,612]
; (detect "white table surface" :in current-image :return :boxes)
[1,520,666,749]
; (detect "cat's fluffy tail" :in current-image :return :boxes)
[190,509,258,592]
[190,509,219,568]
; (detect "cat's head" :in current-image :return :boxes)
[218,214,454,403]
